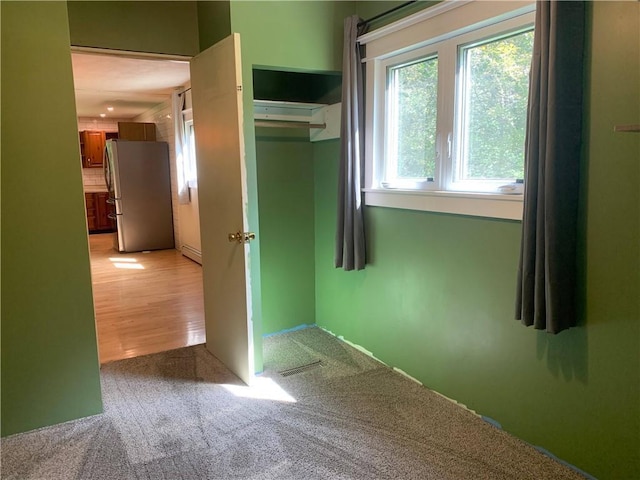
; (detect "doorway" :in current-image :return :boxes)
[71,48,205,363]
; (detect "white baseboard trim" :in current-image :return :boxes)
[181,244,202,265]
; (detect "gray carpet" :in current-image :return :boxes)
[1,327,585,479]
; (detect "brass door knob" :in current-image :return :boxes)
[228,231,255,244]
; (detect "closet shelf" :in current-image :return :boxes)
[254,120,326,129]
[253,100,341,141]
[253,100,328,123]
[614,124,640,133]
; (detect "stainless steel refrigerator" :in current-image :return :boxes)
[104,139,174,253]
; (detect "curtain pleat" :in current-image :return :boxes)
[335,15,367,271]
[516,1,586,333]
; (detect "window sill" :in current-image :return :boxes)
[363,188,523,220]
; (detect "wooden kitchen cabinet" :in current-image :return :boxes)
[118,122,156,141]
[80,130,106,168]
[85,192,97,231]
[96,192,114,231]
[85,192,115,233]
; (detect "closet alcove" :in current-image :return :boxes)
[252,68,342,336]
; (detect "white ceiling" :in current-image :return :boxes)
[71,52,191,119]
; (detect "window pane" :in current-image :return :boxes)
[388,56,438,180]
[188,124,197,180]
[459,30,533,181]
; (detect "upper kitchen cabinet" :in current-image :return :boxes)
[118,122,156,141]
[80,130,106,168]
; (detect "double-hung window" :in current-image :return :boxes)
[361,1,535,219]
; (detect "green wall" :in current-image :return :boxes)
[197,1,231,52]
[1,1,103,436]
[67,1,199,55]
[255,130,316,334]
[230,1,352,74]
[314,2,639,479]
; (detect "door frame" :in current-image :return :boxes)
[68,46,204,360]
[70,46,192,62]
[71,43,264,382]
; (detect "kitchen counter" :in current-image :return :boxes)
[84,186,108,193]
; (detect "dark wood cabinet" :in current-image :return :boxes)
[85,192,97,231]
[118,122,156,141]
[85,192,115,233]
[80,130,106,168]
[96,192,114,231]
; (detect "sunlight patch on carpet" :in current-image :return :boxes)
[221,377,296,403]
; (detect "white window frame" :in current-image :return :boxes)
[450,24,533,193]
[360,0,535,220]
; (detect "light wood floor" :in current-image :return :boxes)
[89,233,205,364]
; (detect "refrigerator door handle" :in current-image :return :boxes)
[104,144,112,192]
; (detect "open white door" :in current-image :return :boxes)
[190,34,254,385]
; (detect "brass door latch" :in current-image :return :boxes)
[228,231,256,244]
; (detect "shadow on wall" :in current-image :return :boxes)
[536,327,588,384]
[535,24,590,385]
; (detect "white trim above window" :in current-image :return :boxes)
[360,0,535,221]
[359,1,535,57]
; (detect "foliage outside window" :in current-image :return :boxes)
[456,29,533,186]
[387,56,438,183]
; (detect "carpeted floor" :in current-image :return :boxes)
[1,327,586,479]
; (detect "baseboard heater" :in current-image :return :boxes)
[181,244,202,265]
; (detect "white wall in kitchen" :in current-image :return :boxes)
[133,99,181,250]
[81,168,107,191]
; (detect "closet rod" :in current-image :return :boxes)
[255,120,326,129]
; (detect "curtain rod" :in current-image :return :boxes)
[358,1,418,28]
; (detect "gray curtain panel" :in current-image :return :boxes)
[516,1,586,333]
[335,15,367,271]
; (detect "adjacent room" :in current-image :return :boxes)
[71,51,206,363]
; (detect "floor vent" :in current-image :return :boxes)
[279,360,323,377]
